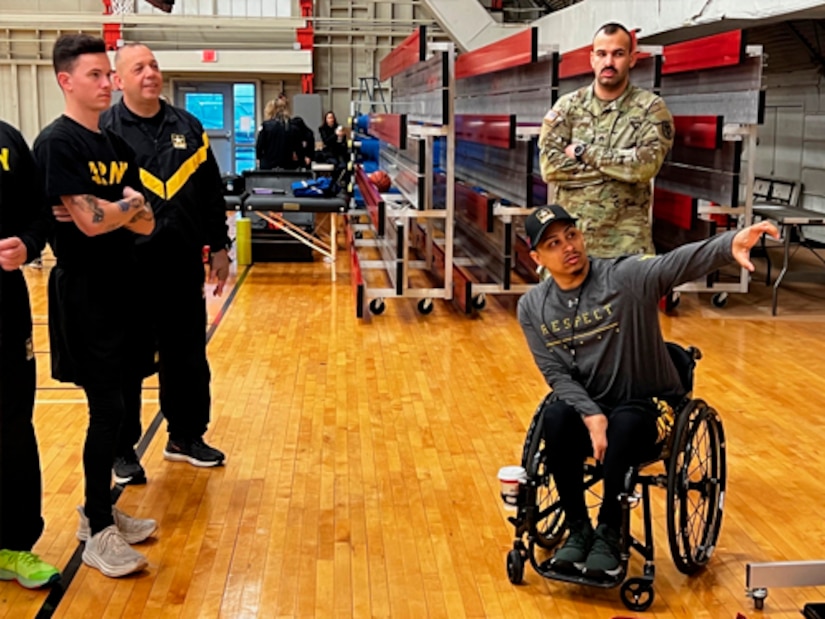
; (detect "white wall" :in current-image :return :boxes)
[756,69,825,242]
[0,64,64,144]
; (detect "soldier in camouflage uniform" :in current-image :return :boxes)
[538,22,674,259]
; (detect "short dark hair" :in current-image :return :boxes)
[594,22,634,51]
[52,33,107,74]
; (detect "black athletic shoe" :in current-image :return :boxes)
[113,454,147,485]
[584,523,623,579]
[551,519,593,574]
[163,437,225,467]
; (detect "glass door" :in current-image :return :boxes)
[175,82,234,174]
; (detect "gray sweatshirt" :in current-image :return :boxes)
[517,230,737,416]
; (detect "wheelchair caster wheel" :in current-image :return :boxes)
[369,298,386,315]
[506,549,524,584]
[711,292,728,308]
[620,577,654,612]
[471,293,486,310]
[417,299,434,315]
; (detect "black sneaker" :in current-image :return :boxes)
[584,523,623,579]
[551,519,593,574]
[113,453,147,485]
[163,437,225,467]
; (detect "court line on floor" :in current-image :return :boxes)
[34,264,251,619]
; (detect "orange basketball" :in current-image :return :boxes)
[369,170,391,193]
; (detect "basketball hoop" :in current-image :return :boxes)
[110,0,134,14]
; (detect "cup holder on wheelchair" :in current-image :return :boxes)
[503,381,727,613]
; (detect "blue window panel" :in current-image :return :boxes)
[184,93,225,130]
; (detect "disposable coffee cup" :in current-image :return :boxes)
[498,465,527,509]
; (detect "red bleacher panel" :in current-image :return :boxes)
[369,113,407,150]
[379,26,426,82]
[455,182,494,233]
[513,235,540,283]
[558,45,592,79]
[355,167,385,236]
[662,31,744,75]
[454,27,537,80]
[672,115,723,150]
[346,225,365,319]
[454,114,516,149]
[653,187,697,230]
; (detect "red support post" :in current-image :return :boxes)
[297,0,314,94]
[101,0,120,50]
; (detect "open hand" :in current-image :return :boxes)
[732,221,780,272]
[583,413,608,463]
[208,249,230,296]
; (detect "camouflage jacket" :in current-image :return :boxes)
[537,83,674,257]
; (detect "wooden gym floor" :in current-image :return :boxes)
[2,239,825,618]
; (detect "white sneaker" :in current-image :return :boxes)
[81,525,148,578]
[76,506,157,544]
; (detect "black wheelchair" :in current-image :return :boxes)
[504,343,727,612]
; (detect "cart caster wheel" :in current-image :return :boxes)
[711,292,728,308]
[417,299,434,315]
[471,293,487,310]
[620,577,654,612]
[506,549,524,585]
[369,299,386,315]
[751,587,767,610]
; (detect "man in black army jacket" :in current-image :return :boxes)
[101,42,230,483]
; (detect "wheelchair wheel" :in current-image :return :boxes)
[666,400,726,575]
[506,548,524,584]
[521,407,566,549]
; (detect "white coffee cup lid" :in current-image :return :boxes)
[498,465,527,482]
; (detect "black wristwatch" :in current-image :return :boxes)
[573,143,586,163]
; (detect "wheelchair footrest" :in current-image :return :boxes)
[535,559,626,589]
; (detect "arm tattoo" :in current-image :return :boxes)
[76,195,106,223]
[117,198,130,212]
[128,207,154,224]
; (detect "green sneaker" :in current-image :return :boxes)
[584,523,623,579]
[551,519,593,573]
[0,549,60,589]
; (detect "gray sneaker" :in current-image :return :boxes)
[76,506,157,544]
[584,523,623,579]
[81,525,148,578]
[551,519,593,573]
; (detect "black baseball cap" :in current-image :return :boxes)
[525,204,578,249]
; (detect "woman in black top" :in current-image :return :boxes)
[317,110,347,165]
[289,116,315,169]
[255,99,297,170]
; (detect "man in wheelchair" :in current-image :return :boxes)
[516,205,778,580]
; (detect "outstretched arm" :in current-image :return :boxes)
[615,221,780,302]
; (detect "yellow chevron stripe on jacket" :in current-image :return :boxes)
[139,132,210,201]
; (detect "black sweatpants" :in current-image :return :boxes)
[541,399,660,530]
[117,246,211,454]
[0,335,44,550]
[83,375,143,535]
